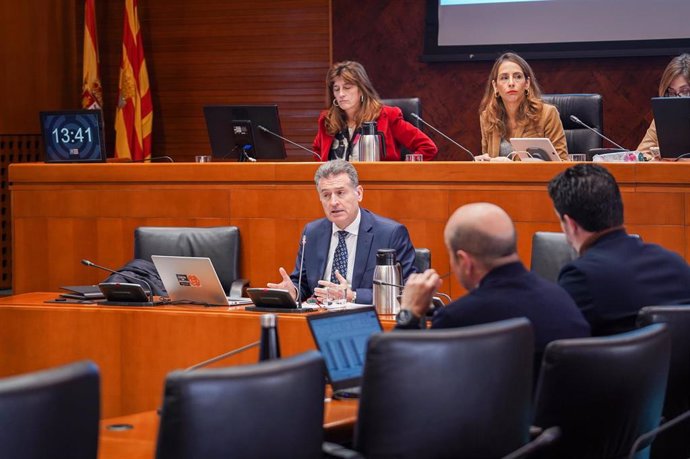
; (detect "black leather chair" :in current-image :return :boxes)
[0,360,100,459]
[353,318,535,458]
[533,324,671,459]
[156,351,326,459]
[413,247,430,273]
[134,226,247,297]
[542,94,603,156]
[530,232,577,283]
[382,98,422,160]
[637,306,690,459]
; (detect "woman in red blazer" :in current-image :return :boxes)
[312,61,437,161]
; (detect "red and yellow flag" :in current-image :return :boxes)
[81,0,102,109]
[114,0,153,161]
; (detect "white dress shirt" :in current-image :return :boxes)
[323,209,360,285]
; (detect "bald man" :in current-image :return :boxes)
[396,203,590,356]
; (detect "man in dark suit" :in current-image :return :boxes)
[396,202,590,356]
[548,164,690,336]
[268,159,416,304]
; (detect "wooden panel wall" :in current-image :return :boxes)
[94,0,331,161]
[331,0,674,160]
[0,0,79,134]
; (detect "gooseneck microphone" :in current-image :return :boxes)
[257,125,322,160]
[569,115,627,151]
[296,235,307,308]
[410,113,475,161]
[184,313,279,371]
[502,426,561,459]
[81,259,155,304]
[129,156,175,163]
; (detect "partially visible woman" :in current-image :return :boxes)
[312,61,437,161]
[479,53,568,160]
[637,53,690,155]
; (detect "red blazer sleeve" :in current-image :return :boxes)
[312,111,332,161]
[380,106,438,161]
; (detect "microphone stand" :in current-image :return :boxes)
[184,313,279,371]
[410,113,475,161]
[81,259,155,305]
[185,341,260,371]
[257,125,322,159]
[569,115,627,150]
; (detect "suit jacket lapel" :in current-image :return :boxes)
[352,209,374,289]
[309,219,331,292]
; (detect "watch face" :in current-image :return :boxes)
[40,110,106,163]
[396,309,413,325]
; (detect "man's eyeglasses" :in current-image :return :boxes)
[665,88,690,97]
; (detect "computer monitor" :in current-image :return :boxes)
[39,109,106,163]
[203,104,287,161]
[652,97,690,159]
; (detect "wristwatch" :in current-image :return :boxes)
[395,308,419,327]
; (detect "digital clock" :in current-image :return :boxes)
[39,110,106,162]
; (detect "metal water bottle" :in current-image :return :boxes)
[372,249,402,314]
[259,313,281,361]
[352,121,387,162]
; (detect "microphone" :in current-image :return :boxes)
[410,113,475,161]
[569,115,627,151]
[257,125,322,160]
[184,313,279,371]
[81,259,155,304]
[502,426,561,459]
[296,235,306,308]
[129,156,175,163]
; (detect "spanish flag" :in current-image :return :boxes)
[81,0,102,109]
[114,0,153,161]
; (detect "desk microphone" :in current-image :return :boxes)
[257,125,321,160]
[296,235,306,308]
[129,156,175,163]
[410,113,475,161]
[81,259,155,304]
[184,313,279,371]
[569,115,627,151]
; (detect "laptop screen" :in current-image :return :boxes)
[307,307,382,390]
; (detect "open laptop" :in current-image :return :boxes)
[510,137,562,161]
[307,307,383,399]
[652,97,690,159]
[151,255,252,306]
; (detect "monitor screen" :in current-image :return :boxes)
[424,0,690,61]
[203,105,287,161]
[652,97,690,159]
[39,110,106,163]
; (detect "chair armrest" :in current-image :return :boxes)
[229,279,249,299]
[322,441,364,458]
[628,410,690,459]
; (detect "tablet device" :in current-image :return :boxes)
[509,137,562,161]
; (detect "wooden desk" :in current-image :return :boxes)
[0,293,393,417]
[98,400,359,459]
[9,162,690,300]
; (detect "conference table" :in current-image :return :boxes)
[0,292,394,418]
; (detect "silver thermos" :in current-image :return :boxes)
[352,121,386,162]
[373,249,402,314]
